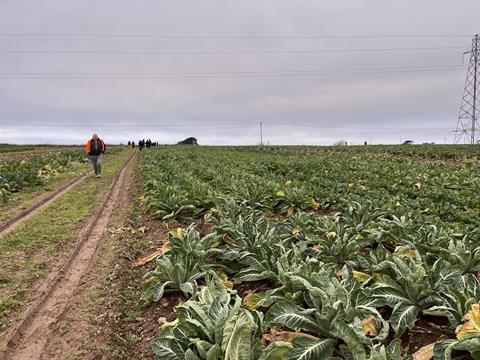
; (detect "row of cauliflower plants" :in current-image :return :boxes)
[138,147,480,359]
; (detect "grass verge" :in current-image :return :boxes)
[0,150,132,331]
[0,150,131,224]
[0,163,90,224]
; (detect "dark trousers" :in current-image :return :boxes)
[88,154,104,175]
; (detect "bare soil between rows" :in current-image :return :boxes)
[26,155,177,359]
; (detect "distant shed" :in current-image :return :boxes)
[177,137,198,145]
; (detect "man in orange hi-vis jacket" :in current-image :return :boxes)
[86,133,106,177]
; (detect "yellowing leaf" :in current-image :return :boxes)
[413,343,434,360]
[353,271,371,283]
[285,180,293,186]
[415,182,422,189]
[134,251,162,266]
[161,318,179,330]
[287,208,295,216]
[221,274,233,289]
[406,250,417,258]
[133,242,170,267]
[395,246,417,259]
[262,327,319,343]
[347,183,354,188]
[325,231,336,239]
[396,201,401,207]
[307,197,320,209]
[244,293,262,310]
[162,241,171,254]
[176,227,184,238]
[276,191,286,197]
[456,304,480,340]
[360,185,367,191]
[361,315,378,337]
[292,227,302,235]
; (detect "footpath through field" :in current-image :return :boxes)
[0,149,137,359]
[0,149,126,237]
[0,173,89,238]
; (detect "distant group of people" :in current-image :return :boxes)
[127,139,159,151]
[86,133,164,178]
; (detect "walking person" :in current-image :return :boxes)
[86,133,107,178]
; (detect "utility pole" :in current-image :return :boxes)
[260,122,263,146]
[454,34,480,144]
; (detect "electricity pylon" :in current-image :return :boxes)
[454,34,480,144]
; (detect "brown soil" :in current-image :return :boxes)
[105,214,185,359]
[234,280,275,299]
[0,154,137,359]
[196,217,213,237]
[401,319,451,354]
[21,160,183,359]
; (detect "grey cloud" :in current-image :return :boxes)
[0,0,479,145]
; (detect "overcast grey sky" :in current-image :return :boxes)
[0,0,479,145]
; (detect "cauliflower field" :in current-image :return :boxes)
[138,146,480,359]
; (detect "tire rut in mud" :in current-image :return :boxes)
[0,153,137,360]
[0,173,89,238]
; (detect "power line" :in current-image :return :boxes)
[268,124,454,131]
[0,32,473,39]
[0,123,455,131]
[0,66,464,80]
[0,64,463,74]
[0,46,467,55]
